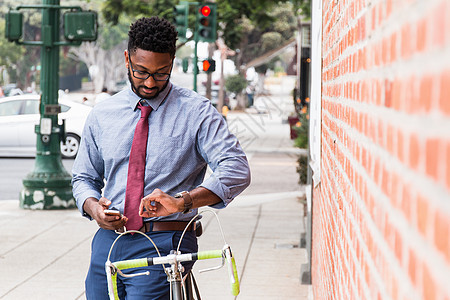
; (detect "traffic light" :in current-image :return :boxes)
[174,1,189,41]
[197,3,217,42]
[5,10,23,42]
[202,58,215,73]
[63,11,98,41]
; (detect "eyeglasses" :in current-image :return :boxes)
[128,54,172,81]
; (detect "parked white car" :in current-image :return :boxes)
[0,94,92,158]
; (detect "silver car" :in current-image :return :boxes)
[0,94,92,158]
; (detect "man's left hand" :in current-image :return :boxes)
[139,188,184,218]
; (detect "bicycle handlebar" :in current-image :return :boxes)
[106,247,239,299]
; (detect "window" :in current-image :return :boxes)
[23,100,40,114]
[61,104,70,112]
[0,101,22,116]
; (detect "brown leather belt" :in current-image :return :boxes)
[116,221,195,234]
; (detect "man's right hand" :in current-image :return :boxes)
[83,197,128,230]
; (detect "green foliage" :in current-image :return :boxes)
[228,2,298,71]
[293,112,309,148]
[0,23,25,67]
[297,154,308,185]
[98,0,309,71]
[102,0,176,25]
[224,74,246,94]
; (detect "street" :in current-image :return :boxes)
[0,159,74,201]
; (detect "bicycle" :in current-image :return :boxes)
[105,210,240,300]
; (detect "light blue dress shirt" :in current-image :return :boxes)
[72,82,251,221]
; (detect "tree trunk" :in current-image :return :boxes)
[69,41,126,93]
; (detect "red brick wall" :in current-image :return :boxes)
[312,0,450,299]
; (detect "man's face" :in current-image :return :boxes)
[125,49,173,100]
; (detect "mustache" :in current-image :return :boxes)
[139,86,158,91]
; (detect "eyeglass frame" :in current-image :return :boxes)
[127,51,173,81]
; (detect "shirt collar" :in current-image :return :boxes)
[127,81,173,111]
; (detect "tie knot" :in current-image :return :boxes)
[138,102,152,119]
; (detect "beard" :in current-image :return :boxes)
[128,70,169,100]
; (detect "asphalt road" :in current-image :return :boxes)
[0,158,74,201]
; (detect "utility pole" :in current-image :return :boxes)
[5,0,97,209]
[205,43,215,99]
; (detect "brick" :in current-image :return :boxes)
[447,142,450,190]
[409,133,421,171]
[423,264,437,300]
[407,75,418,114]
[408,249,418,285]
[391,173,401,209]
[417,194,429,237]
[384,79,392,108]
[425,138,440,181]
[387,124,395,155]
[381,166,391,196]
[392,78,402,110]
[401,24,412,59]
[419,75,434,112]
[390,33,397,66]
[416,18,427,52]
[402,185,414,223]
[432,1,446,48]
[397,129,405,163]
[439,70,450,115]
[434,210,450,262]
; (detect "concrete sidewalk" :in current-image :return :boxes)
[0,77,312,299]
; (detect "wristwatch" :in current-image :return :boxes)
[174,191,193,214]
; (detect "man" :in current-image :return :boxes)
[72,16,250,299]
[95,87,111,104]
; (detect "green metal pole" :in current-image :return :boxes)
[20,0,75,209]
[192,2,200,92]
[193,28,199,92]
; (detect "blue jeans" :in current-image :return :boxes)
[85,228,198,299]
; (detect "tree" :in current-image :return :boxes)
[102,0,175,25]
[224,73,247,109]
[99,0,308,72]
[1,0,41,89]
[61,0,132,93]
[0,21,25,86]
[67,10,131,93]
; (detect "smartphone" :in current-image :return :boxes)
[104,209,121,216]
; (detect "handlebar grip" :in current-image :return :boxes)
[197,249,222,260]
[113,258,149,270]
[229,255,240,296]
[224,246,240,296]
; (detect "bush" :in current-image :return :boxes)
[293,110,309,148]
[292,99,310,185]
[225,74,247,94]
[297,154,308,185]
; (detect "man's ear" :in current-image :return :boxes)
[124,50,129,68]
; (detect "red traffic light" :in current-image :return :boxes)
[202,59,215,72]
[200,5,211,17]
[202,60,211,71]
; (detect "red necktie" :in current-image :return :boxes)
[124,102,152,231]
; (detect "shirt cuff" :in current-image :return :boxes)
[200,175,231,209]
[76,190,102,220]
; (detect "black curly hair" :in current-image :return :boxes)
[128,17,177,57]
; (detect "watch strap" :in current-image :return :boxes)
[175,191,193,214]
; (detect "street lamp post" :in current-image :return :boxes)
[21,0,73,209]
[5,0,97,209]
